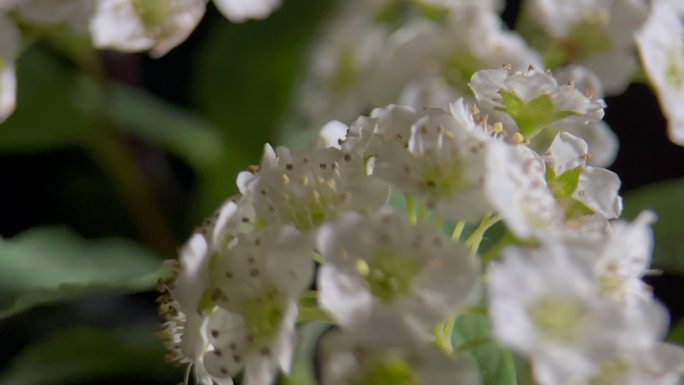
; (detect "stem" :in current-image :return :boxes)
[481,232,516,264]
[451,221,466,240]
[465,214,502,255]
[406,194,417,224]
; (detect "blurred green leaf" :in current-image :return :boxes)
[0,226,167,319]
[109,83,225,173]
[0,47,97,152]
[192,0,334,218]
[0,327,176,385]
[453,313,517,385]
[623,179,684,274]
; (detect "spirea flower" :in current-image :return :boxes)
[317,208,479,331]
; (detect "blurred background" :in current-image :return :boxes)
[0,1,683,384]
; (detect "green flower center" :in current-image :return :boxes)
[356,252,421,302]
[357,357,420,385]
[132,0,170,28]
[528,296,584,341]
[419,151,468,198]
[242,291,284,345]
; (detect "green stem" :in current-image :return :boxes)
[481,232,516,264]
[451,221,466,240]
[465,214,502,255]
[406,194,417,224]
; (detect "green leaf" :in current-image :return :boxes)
[0,327,177,385]
[622,179,684,274]
[453,313,517,385]
[498,91,555,140]
[0,226,167,319]
[108,83,225,173]
[668,319,684,345]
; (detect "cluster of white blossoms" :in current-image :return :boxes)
[292,0,684,149]
[0,0,280,124]
[161,65,684,385]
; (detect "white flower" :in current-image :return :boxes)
[0,14,19,124]
[317,208,480,331]
[489,244,670,385]
[537,65,618,167]
[370,101,494,221]
[90,0,206,57]
[470,67,606,140]
[526,0,649,94]
[213,0,280,23]
[485,142,563,238]
[542,132,622,220]
[240,146,389,231]
[566,211,656,305]
[636,0,684,145]
[202,225,314,385]
[321,315,478,385]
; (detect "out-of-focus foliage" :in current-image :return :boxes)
[0,226,165,319]
[624,178,684,275]
[452,313,517,385]
[0,327,177,385]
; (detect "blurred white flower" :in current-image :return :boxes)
[526,0,649,94]
[636,0,684,145]
[321,314,478,385]
[213,0,280,23]
[90,0,206,57]
[16,0,94,32]
[317,208,479,331]
[489,244,670,385]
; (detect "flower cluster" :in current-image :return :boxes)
[291,0,684,149]
[0,0,280,123]
[162,66,684,385]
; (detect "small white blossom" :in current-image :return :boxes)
[321,315,478,385]
[213,0,280,23]
[470,67,606,141]
[370,101,494,221]
[90,0,206,57]
[636,0,684,145]
[202,225,314,385]
[489,244,670,385]
[317,208,480,331]
[240,146,389,231]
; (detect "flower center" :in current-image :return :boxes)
[132,0,170,28]
[241,291,284,345]
[528,296,584,341]
[357,357,420,385]
[356,252,421,302]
